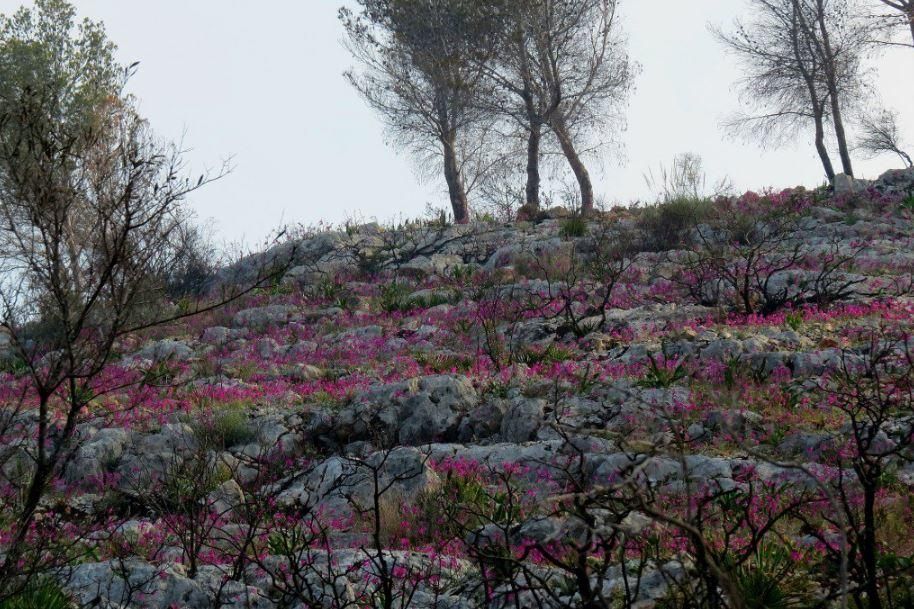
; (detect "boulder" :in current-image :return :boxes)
[115,423,198,495]
[874,167,914,195]
[457,400,508,442]
[207,479,245,516]
[135,339,194,362]
[500,398,545,442]
[399,254,464,278]
[833,173,869,196]
[65,427,130,484]
[64,560,206,609]
[201,326,235,346]
[277,446,439,514]
[232,305,296,329]
[332,375,479,446]
[63,559,272,609]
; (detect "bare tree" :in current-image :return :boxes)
[871,0,914,47]
[716,0,870,180]
[643,152,734,203]
[0,1,293,595]
[482,0,635,214]
[858,108,913,167]
[340,0,503,224]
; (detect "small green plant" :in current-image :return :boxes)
[190,405,256,450]
[312,274,358,310]
[157,454,232,516]
[314,274,344,301]
[763,425,787,448]
[377,281,414,313]
[517,343,573,366]
[0,355,29,376]
[733,544,812,609]
[193,357,220,379]
[267,525,312,556]
[900,194,914,213]
[575,363,601,394]
[409,289,459,310]
[415,471,521,542]
[413,351,475,373]
[484,378,511,399]
[450,264,475,285]
[424,206,451,228]
[0,578,72,609]
[453,318,473,335]
[636,353,689,389]
[723,355,744,391]
[141,360,178,387]
[560,215,588,238]
[232,360,260,382]
[784,311,804,332]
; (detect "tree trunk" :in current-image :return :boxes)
[551,115,594,214]
[525,119,542,209]
[828,92,854,177]
[790,1,835,181]
[442,131,469,224]
[813,107,836,181]
[909,7,914,47]
[815,2,854,176]
[862,482,883,609]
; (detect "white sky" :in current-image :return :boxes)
[4,1,913,243]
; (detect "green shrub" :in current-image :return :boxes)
[410,289,460,310]
[0,579,72,609]
[636,353,689,389]
[559,215,588,238]
[636,197,714,251]
[190,405,256,450]
[902,194,914,213]
[415,473,519,541]
[0,355,29,376]
[517,343,573,366]
[377,281,413,313]
[785,311,803,332]
[413,351,475,373]
[733,544,813,609]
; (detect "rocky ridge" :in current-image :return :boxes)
[3,171,914,608]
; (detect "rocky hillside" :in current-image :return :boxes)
[4,169,914,608]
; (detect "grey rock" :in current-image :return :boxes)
[135,339,194,362]
[874,167,914,195]
[277,447,439,515]
[208,479,244,516]
[458,400,508,442]
[500,398,545,442]
[115,424,198,495]
[400,254,464,278]
[64,560,209,609]
[232,305,296,329]
[833,173,869,195]
[331,375,478,446]
[337,325,383,341]
[66,427,130,483]
[64,559,273,609]
[705,409,763,435]
[255,337,282,359]
[201,326,235,346]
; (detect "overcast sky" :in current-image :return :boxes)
[3,1,912,243]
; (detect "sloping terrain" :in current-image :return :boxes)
[3,171,914,608]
